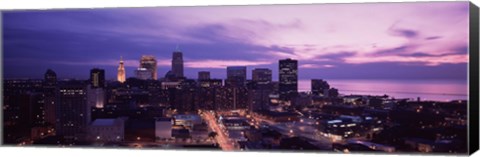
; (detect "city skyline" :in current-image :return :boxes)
[3,2,469,80]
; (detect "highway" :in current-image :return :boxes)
[202,111,239,151]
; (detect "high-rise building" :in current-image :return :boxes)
[140,55,158,80]
[90,68,105,88]
[117,56,126,83]
[311,79,330,96]
[252,68,272,84]
[87,86,105,109]
[172,47,184,78]
[135,68,153,80]
[279,58,298,101]
[248,68,274,112]
[44,69,57,126]
[45,69,57,87]
[198,79,222,88]
[197,79,223,110]
[198,71,210,80]
[88,69,106,109]
[223,87,248,110]
[226,66,247,87]
[56,81,88,140]
[3,79,46,143]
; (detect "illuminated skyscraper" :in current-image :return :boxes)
[279,58,298,101]
[117,56,126,83]
[90,68,105,88]
[140,55,158,80]
[56,81,88,140]
[87,86,105,109]
[172,47,184,78]
[252,68,272,84]
[88,68,106,109]
[135,68,153,80]
[226,66,247,87]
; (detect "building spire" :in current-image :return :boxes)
[175,44,180,52]
[117,55,126,83]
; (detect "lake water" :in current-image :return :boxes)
[298,79,468,102]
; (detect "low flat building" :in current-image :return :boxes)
[155,118,173,140]
[88,117,127,142]
[173,114,203,130]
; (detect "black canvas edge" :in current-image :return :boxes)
[0,11,4,146]
[469,1,480,155]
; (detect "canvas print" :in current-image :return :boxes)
[1,1,475,154]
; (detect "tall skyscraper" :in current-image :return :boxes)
[90,68,105,88]
[279,58,298,101]
[88,69,106,109]
[56,81,88,140]
[172,47,184,78]
[135,68,153,80]
[252,68,272,84]
[226,66,247,87]
[117,56,126,83]
[198,71,210,80]
[140,55,158,80]
[44,69,57,126]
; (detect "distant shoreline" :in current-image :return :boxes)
[298,79,468,101]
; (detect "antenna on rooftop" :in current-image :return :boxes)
[175,44,181,52]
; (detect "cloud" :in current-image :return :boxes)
[344,53,467,66]
[399,52,437,57]
[300,64,335,69]
[370,45,411,56]
[388,22,419,39]
[399,51,467,58]
[315,51,357,61]
[391,28,419,38]
[53,59,171,67]
[425,36,442,40]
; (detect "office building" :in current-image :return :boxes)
[140,55,158,80]
[252,68,272,84]
[172,48,184,78]
[155,118,173,140]
[44,69,57,126]
[135,68,153,80]
[88,117,126,142]
[90,68,105,88]
[279,58,298,101]
[226,66,247,87]
[56,81,88,140]
[87,86,105,109]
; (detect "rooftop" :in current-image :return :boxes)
[91,119,116,126]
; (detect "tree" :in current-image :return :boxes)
[208,132,218,139]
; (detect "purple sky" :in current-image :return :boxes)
[2,2,469,81]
